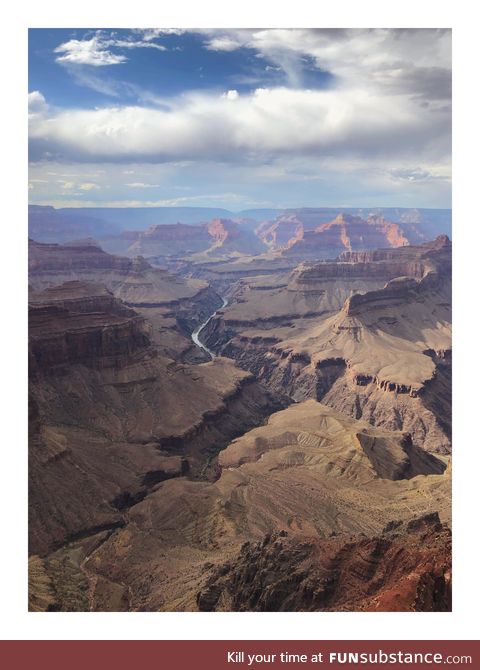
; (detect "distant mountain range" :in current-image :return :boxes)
[29,205,452,258]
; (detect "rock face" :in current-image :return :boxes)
[29,283,150,371]
[29,281,284,556]
[281,213,413,259]
[29,239,139,273]
[102,218,265,260]
[202,236,451,453]
[28,238,223,362]
[205,218,265,256]
[117,223,212,257]
[29,238,205,306]
[29,204,452,245]
[256,207,450,252]
[197,514,451,612]
[30,400,449,611]
[256,216,305,250]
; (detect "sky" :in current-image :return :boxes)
[28,28,452,210]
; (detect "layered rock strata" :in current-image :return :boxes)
[201,237,451,453]
[29,400,449,611]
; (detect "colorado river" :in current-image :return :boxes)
[191,296,228,359]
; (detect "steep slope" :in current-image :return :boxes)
[102,218,266,261]
[198,515,451,612]
[29,282,284,556]
[256,216,305,250]
[28,238,222,361]
[256,207,451,250]
[34,400,449,611]
[28,238,209,306]
[204,218,265,257]
[282,213,412,259]
[202,237,451,453]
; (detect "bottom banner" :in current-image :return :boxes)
[0,640,477,669]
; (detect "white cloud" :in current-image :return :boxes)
[58,181,75,190]
[29,30,451,209]
[125,182,161,188]
[79,182,100,190]
[28,91,48,116]
[54,37,127,66]
[54,31,166,67]
[29,85,450,165]
[197,28,451,98]
[28,155,452,210]
[204,36,244,52]
[222,90,239,100]
[139,29,185,41]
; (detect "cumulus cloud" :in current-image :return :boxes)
[28,91,48,116]
[29,85,450,165]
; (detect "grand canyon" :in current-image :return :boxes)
[28,27,452,614]
[28,205,452,612]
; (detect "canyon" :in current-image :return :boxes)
[28,209,452,612]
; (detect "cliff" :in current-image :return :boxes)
[201,237,451,453]
[198,514,451,612]
[29,236,239,311]
[256,216,304,250]
[125,223,211,257]
[203,218,265,257]
[282,213,413,259]
[29,283,151,373]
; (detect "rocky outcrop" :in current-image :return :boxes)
[281,213,411,259]
[29,301,150,373]
[28,285,151,373]
[256,216,304,250]
[197,514,451,612]
[343,276,420,316]
[125,223,211,257]
[203,218,265,257]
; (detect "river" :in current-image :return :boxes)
[191,296,228,359]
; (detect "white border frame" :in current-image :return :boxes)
[2,0,478,641]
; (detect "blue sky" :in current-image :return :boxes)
[28,28,451,209]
